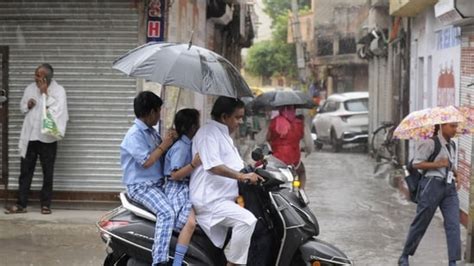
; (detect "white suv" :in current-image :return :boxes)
[312,92,369,152]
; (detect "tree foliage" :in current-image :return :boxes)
[244,0,309,79]
[245,13,297,79]
[262,0,310,21]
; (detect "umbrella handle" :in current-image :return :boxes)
[188,30,194,50]
[173,87,181,117]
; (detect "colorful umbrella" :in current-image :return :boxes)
[458,106,474,135]
[393,105,472,140]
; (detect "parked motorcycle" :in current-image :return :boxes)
[97,150,353,265]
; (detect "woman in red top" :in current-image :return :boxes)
[266,105,307,188]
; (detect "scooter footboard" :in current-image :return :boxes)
[299,238,353,265]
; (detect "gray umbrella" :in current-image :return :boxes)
[252,89,315,112]
[112,42,253,98]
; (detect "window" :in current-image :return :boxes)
[317,38,333,56]
[339,37,356,54]
[324,101,339,112]
[344,98,368,112]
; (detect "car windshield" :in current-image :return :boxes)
[344,98,368,112]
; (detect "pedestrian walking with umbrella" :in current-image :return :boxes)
[251,89,315,189]
[394,106,473,266]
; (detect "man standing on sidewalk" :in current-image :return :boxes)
[5,63,68,215]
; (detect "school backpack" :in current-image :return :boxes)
[405,135,442,203]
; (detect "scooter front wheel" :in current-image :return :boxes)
[289,251,306,266]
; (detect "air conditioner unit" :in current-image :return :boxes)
[209,4,233,25]
[435,0,474,26]
[369,38,386,56]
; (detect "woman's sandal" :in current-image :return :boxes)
[4,205,27,214]
[41,206,52,215]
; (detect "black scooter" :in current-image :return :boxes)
[97,152,353,266]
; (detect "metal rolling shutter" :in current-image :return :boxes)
[0,0,139,192]
[458,28,474,213]
[459,77,473,213]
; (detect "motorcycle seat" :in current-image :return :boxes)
[120,192,156,222]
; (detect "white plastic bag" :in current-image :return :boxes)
[41,94,63,140]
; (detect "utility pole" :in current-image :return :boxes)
[290,0,306,84]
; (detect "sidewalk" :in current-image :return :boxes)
[0,204,114,266]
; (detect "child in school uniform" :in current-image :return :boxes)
[164,108,201,266]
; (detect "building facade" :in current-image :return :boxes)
[390,0,474,227]
[0,0,254,201]
[308,0,369,95]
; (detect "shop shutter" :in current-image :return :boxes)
[0,0,139,192]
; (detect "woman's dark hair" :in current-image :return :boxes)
[433,124,440,136]
[133,91,163,118]
[174,108,200,137]
[211,96,245,121]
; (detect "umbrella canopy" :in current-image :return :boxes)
[240,96,255,115]
[112,42,253,98]
[458,106,474,135]
[251,89,315,112]
[393,105,472,140]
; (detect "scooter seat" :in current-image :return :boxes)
[120,192,156,222]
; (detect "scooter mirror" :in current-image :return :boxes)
[251,147,264,161]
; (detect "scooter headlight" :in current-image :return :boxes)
[293,180,301,189]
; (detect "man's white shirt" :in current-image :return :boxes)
[190,120,244,208]
[19,80,68,157]
[189,120,256,248]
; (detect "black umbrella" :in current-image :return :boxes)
[252,89,315,112]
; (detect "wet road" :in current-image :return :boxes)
[0,146,466,265]
[303,146,466,265]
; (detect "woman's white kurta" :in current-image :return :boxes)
[190,120,256,248]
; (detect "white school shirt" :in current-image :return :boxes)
[413,134,456,178]
[190,120,249,246]
[18,80,69,158]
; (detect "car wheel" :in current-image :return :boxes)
[331,131,342,153]
[312,127,323,150]
[315,142,323,150]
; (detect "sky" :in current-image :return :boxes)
[253,0,272,42]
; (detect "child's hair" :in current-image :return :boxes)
[133,91,163,118]
[174,108,200,137]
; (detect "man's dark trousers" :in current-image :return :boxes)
[401,176,461,261]
[17,141,57,208]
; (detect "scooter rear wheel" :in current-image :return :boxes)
[103,252,129,266]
